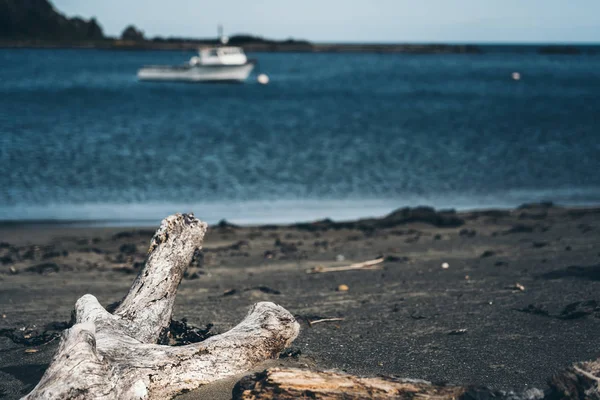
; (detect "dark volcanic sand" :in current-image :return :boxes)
[1,204,599,399]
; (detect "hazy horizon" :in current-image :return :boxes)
[51,0,599,44]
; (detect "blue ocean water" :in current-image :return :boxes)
[1,47,599,225]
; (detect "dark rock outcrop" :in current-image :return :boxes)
[292,206,465,232]
[0,0,105,40]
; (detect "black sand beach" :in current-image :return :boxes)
[1,204,599,399]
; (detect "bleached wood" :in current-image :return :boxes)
[307,258,384,274]
[115,213,208,343]
[307,317,345,326]
[232,363,600,400]
[22,214,300,400]
[232,368,467,399]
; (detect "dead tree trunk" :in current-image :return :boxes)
[23,214,300,400]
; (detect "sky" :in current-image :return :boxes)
[52,0,599,43]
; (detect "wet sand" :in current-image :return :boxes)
[1,204,599,399]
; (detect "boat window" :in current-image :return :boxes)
[209,49,218,57]
[220,48,240,55]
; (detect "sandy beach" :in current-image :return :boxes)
[1,203,599,399]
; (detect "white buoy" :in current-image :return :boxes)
[512,72,521,81]
[257,73,270,85]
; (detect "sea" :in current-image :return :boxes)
[1,46,599,226]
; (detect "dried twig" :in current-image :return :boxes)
[573,365,600,383]
[308,318,345,327]
[307,258,384,274]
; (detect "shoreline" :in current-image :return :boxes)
[1,203,599,398]
[1,201,599,230]
[1,40,598,54]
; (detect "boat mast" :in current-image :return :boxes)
[218,24,229,45]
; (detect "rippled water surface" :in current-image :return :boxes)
[1,48,599,224]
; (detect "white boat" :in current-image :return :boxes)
[138,46,256,83]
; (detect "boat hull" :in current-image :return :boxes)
[137,62,255,83]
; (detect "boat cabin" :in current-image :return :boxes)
[191,46,248,66]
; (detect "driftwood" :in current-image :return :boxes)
[233,362,600,400]
[307,317,345,326]
[307,258,384,274]
[232,368,467,399]
[23,214,300,400]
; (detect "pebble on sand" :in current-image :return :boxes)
[441,262,450,269]
[337,284,349,292]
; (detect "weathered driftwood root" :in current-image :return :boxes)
[23,214,300,400]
